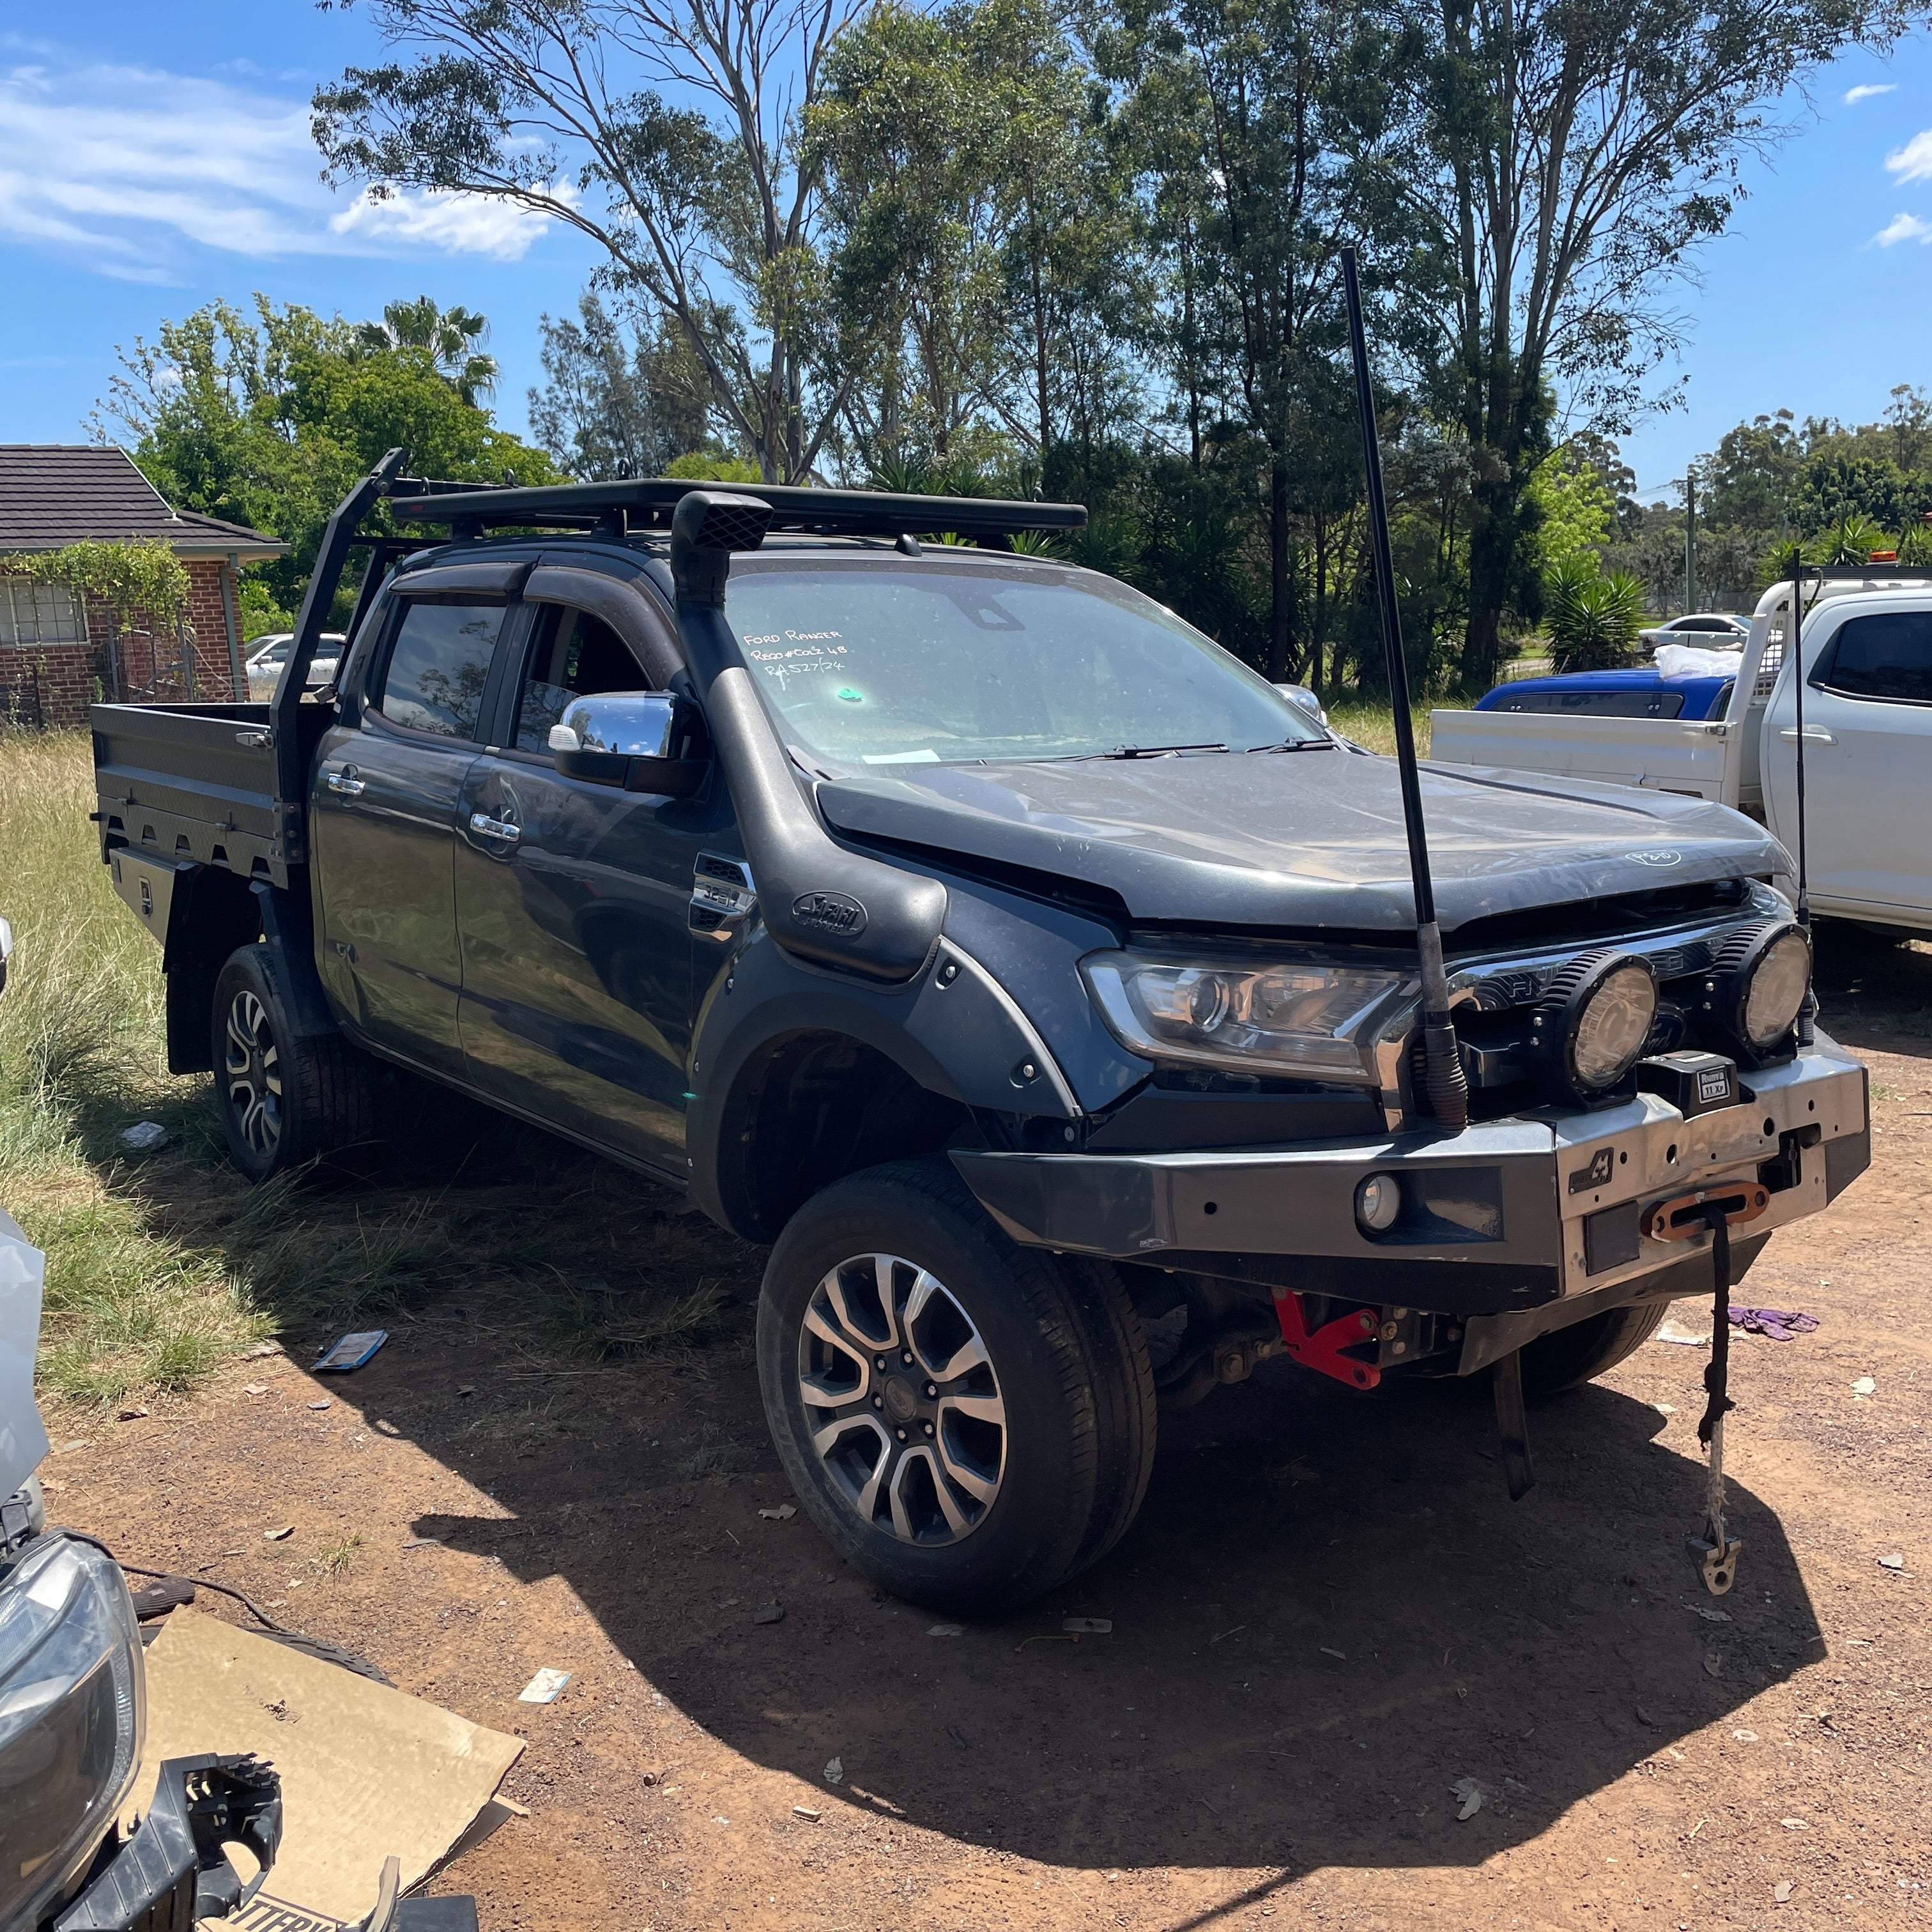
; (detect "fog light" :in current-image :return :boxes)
[1704,919,1810,1064]
[1355,1172,1400,1232]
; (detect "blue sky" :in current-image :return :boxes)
[1,4,1928,503]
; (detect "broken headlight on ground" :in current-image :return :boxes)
[0,1533,144,1932]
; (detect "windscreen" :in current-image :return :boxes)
[726,560,1324,767]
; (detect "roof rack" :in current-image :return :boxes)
[386,477,1086,542]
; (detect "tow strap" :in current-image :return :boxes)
[1689,1203,1743,1596]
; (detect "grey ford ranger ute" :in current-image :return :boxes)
[91,459,1869,1614]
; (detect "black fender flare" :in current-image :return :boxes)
[686,924,1077,1236]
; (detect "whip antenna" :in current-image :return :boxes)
[1340,245,1469,1130]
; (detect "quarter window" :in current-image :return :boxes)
[1813,611,1932,705]
[374,600,505,739]
[0,579,86,647]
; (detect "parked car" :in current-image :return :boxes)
[1637,611,1751,651]
[1476,665,1735,722]
[243,631,344,702]
[1434,567,1932,937]
[89,460,1869,1614]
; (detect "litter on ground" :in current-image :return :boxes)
[119,1121,167,1150]
[1653,1321,1710,1347]
[758,1504,797,1521]
[1727,1305,1819,1339]
[314,1330,389,1372]
[928,1623,964,1637]
[1451,1777,1486,1820]
[518,1668,572,1703]
[1062,1617,1112,1634]
[823,1756,843,1784]
[754,1602,785,1625]
[1852,1376,1878,1395]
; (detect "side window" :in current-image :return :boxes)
[1814,611,1932,705]
[513,606,654,753]
[373,599,505,739]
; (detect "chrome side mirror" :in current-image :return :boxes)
[1274,682,1330,726]
[549,691,710,797]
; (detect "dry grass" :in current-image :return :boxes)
[0,730,762,1409]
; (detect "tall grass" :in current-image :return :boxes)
[0,730,268,1402]
[0,731,760,1407]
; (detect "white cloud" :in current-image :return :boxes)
[1885,130,1932,184]
[1844,82,1897,105]
[1874,211,1932,247]
[330,187,564,263]
[0,56,563,274]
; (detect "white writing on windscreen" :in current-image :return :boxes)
[744,631,849,692]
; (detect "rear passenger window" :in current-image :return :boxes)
[374,601,505,739]
[1814,611,1932,704]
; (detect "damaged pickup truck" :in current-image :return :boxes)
[89,457,1869,1613]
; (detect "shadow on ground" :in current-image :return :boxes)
[369,1326,1818,1878]
[88,927,1924,1876]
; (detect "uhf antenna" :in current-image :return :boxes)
[1341,245,1469,1130]
[1786,559,1815,1045]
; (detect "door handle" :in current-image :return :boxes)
[1779,726,1836,744]
[325,766,366,797]
[469,811,521,843]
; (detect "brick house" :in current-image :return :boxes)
[0,445,285,726]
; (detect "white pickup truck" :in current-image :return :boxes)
[1431,571,1932,937]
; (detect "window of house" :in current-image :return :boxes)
[1814,611,1932,705]
[372,599,506,739]
[0,579,86,648]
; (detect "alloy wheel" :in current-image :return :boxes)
[222,990,283,1159]
[797,1253,1006,1544]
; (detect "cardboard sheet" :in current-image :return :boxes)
[133,1608,523,1930]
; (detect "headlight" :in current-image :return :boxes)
[1533,949,1657,1103]
[0,1534,145,1932]
[1080,951,1406,1084]
[1704,919,1810,1064]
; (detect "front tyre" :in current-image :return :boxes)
[1520,1299,1669,1398]
[756,1160,1155,1616]
[211,946,378,1183]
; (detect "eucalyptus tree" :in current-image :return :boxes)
[1416,0,1908,687]
[313,0,871,482]
[1100,0,1424,679]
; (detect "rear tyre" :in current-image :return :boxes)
[211,946,378,1184]
[755,1158,1156,1616]
[1519,1300,1668,1399]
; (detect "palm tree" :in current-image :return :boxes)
[355,296,498,406]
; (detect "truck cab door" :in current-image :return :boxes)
[1763,605,1932,919]
[310,590,520,1075]
[453,579,732,1176]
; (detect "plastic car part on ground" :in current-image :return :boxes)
[0,1207,50,1499]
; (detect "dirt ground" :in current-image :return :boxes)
[40,931,1932,1931]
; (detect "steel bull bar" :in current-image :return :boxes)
[951,1034,1869,1380]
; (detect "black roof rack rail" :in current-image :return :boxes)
[387,477,1087,542]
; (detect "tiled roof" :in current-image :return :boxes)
[0,445,284,556]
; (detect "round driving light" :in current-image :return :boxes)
[1706,919,1811,1064]
[1355,1172,1400,1232]
[1533,949,1658,1103]
[1572,962,1658,1087]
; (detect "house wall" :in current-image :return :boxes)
[0,558,241,727]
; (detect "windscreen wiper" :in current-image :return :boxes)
[1245,737,1338,752]
[1071,741,1229,760]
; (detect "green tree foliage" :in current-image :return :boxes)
[1414,0,1902,689]
[1101,0,1422,680]
[527,291,714,479]
[95,296,556,617]
[312,0,868,484]
[1545,556,1645,672]
[1526,449,1616,574]
[355,295,498,404]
